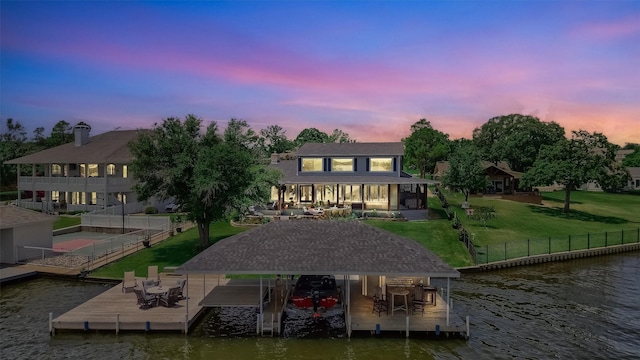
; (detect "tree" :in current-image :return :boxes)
[402,119,450,178]
[49,120,72,146]
[0,119,29,187]
[441,142,488,203]
[129,115,280,249]
[293,128,329,148]
[259,125,295,155]
[522,130,620,212]
[472,114,565,172]
[327,129,356,143]
[622,148,640,167]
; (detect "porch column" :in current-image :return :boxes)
[104,163,108,210]
[17,164,21,203]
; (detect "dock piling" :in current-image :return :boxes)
[466,316,470,339]
[49,312,53,336]
[116,313,119,335]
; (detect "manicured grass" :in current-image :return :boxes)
[366,220,474,268]
[53,215,81,230]
[90,221,248,279]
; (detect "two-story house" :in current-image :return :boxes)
[5,124,147,214]
[268,142,436,211]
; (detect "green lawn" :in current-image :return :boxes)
[90,221,248,279]
[366,220,474,268]
[53,215,81,230]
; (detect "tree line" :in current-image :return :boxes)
[402,114,639,213]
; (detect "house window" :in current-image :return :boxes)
[107,164,116,175]
[369,158,393,172]
[301,158,323,172]
[299,185,313,202]
[123,165,128,178]
[51,191,59,202]
[331,158,353,172]
[71,192,86,205]
[52,164,62,175]
[90,192,97,205]
[636,179,640,188]
[88,164,98,177]
[364,185,388,203]
[341,184,361,202]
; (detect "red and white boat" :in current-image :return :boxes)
[290,275,339,311]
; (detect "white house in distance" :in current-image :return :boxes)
[5,124,149,214]
[0,205,56,264]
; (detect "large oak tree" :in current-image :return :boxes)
[473,114,565,172]
[522,130,623,212]
[129,115,280,249]
[403,119,450,178]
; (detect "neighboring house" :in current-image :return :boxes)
[626,167,640,190]
[615,149,634,163]
[0,205,56,264]
[268,142,436,211]
[5,124,148,214]
[433,161,523,194]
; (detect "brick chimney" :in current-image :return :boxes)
[73,122,91,146]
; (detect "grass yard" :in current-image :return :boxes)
[53,215,81,230]
[441,189,640,245]
[90,221,248,279]
[366,220,474,268]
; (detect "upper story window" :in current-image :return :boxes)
[332,158,353,172]
[369,158,393,172]
[88,164,98,177]
[123,165,128,178]
[301,158,323,172]
[107,164,116,176]
[52,164,62,175]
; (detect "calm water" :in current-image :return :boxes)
[2,252,639,360]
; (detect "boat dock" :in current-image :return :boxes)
[0,266,38,284]
[51,273,227,334]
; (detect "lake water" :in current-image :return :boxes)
[2,252,639,359]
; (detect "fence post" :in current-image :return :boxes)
[527,239,530,257]
[548,237,551,254]
[587,233,590,249]
[568,235,571,252]
[605,232,608,247]
[486,245,489,264]
[504,242,507,261]
[622,229,624,245]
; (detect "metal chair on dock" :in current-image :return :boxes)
[412,285,426,316]
[372,287,388,316]
[133,288,155,309]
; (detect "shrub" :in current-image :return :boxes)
[144,206,158,214]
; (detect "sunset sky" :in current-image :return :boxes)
[1,1,638,145]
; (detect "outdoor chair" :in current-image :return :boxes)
[372,287,388,316]
[133,288,155,309]
[122,271,137,293]
[412,285,426,316]
[147,265,160,285]
[159,286,182,307]
[175,278,187,300]
[141,279,156,293]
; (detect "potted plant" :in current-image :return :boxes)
[142,235,151,248]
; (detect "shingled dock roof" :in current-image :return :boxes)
[177,220,459,278]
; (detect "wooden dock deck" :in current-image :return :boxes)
[348,282,467,337]
[52,273,227,333]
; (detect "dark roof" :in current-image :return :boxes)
[5,130,145,164]
[270,160,437,185]
[177,220,459,278]
[0,205,57,229]
[297,142,404,156]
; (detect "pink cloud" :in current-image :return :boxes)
[572,16,640,40]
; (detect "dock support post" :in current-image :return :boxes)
[84,321,89,332]
[184,314,188,335]
[256,314,260,335]
[466,316,470,339]
[145,321,150,332]
[348,315,352,338]
[116,313,119,335]
[49,312,54,336]
[405,316,409,338]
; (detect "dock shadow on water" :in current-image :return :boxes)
[199,306,346,339]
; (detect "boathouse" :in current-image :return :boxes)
[177,220,468,338]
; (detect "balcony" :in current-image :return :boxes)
[17,176,133,192]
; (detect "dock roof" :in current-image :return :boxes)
[177,220,459,278]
